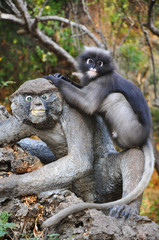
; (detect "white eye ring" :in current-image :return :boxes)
[97,60,103,66]
[26,96,32,102]
[87,58,93,64]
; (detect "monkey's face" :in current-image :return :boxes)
[10,91,63,129]
[85,58,103,79]
[78,47,114,80]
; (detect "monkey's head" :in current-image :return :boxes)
[78,46,115,80]
[10,78,63,129]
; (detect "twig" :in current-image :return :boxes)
[0,0,78,70]
[72,1,80,51]
[0,12,25,25]
[38,0,48,17]
[82,0,106,48]
[96,0,108,49]
[113,18,125,58]
[5,0,21,16]
[37,15,102,47]
[139,16,157,100]
[119,17,135,47]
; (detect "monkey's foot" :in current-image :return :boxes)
[108,205,140,221]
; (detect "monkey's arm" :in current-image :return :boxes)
[45,74,83,89]
[0,104,93,201]
[45,75,103,114]
[0,110,33,145]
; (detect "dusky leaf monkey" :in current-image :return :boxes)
[43,47,154,226]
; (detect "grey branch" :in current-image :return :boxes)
[37,16,102,47]
[139,16,157,100]
[5,0,21,16]
[13,0,33,31]
[0,0,104,69]
[144,0,159,37]
[0,13,25,24]
[0,0,78,70]
[34,28,78,70]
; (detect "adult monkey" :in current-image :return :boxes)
[0,78,145,228]
[43,47,154,227]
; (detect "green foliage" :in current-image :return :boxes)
[36,46,58,65]
[151,108,159,122]
[151,108,159,140]
[0,21,44,90]
[0,211,15,238]
[141,196,159,224]
[119,43,148,75]
[0,0,78,91]
[103,0,128,28]
[148,71,159,85]
[47,233,60,240]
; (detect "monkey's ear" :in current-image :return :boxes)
[9,95,16,103]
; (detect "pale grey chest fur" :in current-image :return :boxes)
[100,93,144,149]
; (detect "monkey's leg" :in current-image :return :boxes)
[109,149,144,219]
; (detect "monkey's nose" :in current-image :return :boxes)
[90,68,96,72]
[35,103,42,106]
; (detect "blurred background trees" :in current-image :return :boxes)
[0,0,159,99]
[0,0,159,222]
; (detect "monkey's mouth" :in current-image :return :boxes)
[31,109,45,117]
[87,70,97,77]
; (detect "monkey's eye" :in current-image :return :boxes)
[42,95,48,100]
[97,60,103,66]
[26,96,32,102]
[87,58,93,64]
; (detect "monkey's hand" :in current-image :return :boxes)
[54,73,72,83]
[44,73,72,87]
[44,73,82,88]
[43,74,61,87]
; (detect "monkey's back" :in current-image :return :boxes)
[99,72,152,149]
[100,92,149,149]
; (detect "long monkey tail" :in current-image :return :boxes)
[42,140,155,228]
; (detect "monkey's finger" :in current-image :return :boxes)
[43,75,52,80]
[120,208,132,219]
[120,207,138,220]
[54,73,62,78]
[61,75,72,83]
[53,73,71,83]
[108,205,124,217]
[43,75,60,86]
[114,205,126,218]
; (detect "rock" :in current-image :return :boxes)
[0,145,43,174]
[45,190,159,240]
[0,189,159,239]
[17,138,56,164]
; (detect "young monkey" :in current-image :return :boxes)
[43,46,154,227]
